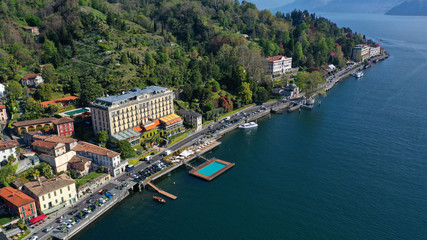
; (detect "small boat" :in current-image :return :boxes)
[354,71,364,78]
[153,196,166,203]
[238,122,258,129]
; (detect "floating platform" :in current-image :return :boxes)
[188,158,235,181]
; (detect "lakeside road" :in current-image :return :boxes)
[27,54,389,240]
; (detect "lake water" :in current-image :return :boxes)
[73,14,427,240]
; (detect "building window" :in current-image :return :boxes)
[60,189,63,194]
[48,193,51,199]
[61,197,64,202]
[42,196,45,201]
[43,204,46,209]
[69,194,71,198]
[54,191,57,197]
[55,199,58,204]
[68,186,70,191]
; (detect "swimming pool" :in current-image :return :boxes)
[197,161,227,177]
[64,108,88,116]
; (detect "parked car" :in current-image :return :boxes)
[44,226,54,232]
[29,235,38,240]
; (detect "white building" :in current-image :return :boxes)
[179,109,203,131]
[369,46,381,58]
[72,141,126,176]
[266,55,292,76]
[21,74,44,87]
[22,174,77,214]
[0,140,19,166]
[0,83,5,96]
[352,44,370,62]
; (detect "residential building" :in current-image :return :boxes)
[0,187,37,220]
[0,140,19,166]
[23,131,43,146]
[68,155,92,177]
[369,45,381,58]
[22,174,77,214]
[22,26,39,36]
[0,105,7,122]
[39,96,79,109]
[159,114,183,132]
[178,109,203,131]
[21,74,43,87]
[266,55,292,76]
[32,140,76,173]
[0,83,5,96]
[90,86,174,138]
[12,117,74,136]
[32,140,66,157]
[52,117,74,137]
[44,136,78,152]
[352,44,370,62]
[72,141,125,176]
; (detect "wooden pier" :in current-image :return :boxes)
[147,182,177,200]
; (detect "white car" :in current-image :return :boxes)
[29,235,38,240]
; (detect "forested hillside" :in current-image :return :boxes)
[0,0,365,119]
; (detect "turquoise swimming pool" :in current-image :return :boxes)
[65,108,88,116]
[197,161,227,177]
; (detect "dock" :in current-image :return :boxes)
[288,104,301,112]
[147,182,177,200]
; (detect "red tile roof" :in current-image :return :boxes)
[32,140,63,150]
[0,187,35,208]
[23,74,39,80]
[73,141,120,158]
[45,136,77,144]
[12,118,58,128]
[39,96,79,108]
[0,140,19,151]
[266,55,290,62]
[0,105,5,109]
[52,117,74,125]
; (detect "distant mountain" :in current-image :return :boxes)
[275,0,403,14]
[386,0,427,16]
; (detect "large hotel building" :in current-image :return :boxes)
[90,86,175,140]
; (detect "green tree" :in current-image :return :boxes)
[145,52,156,68]
[7,155,15,165]
[41,64,58,85]
[238,82,253,104]
[96,131,109,143]
[117,140,135,159]
[120,52,129,64]
[35,83,53,101]
[7,81,23,99]
[79,76,103,104]
[43,39,58,63]
[294,42,304,66]
[40,163,53,178]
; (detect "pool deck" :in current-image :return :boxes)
[188,158,235,181]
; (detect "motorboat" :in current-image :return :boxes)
[153,196,166,203]
[238,122,258,129]
[354,71,364,78]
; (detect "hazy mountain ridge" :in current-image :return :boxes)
[386,0,427,16]
[274,0,403,14]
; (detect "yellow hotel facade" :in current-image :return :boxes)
[90,86,174,138]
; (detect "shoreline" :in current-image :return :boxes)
[44,54,389,240]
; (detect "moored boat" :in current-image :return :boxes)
[153,196,166,203]
[238,122,258,129]
[354,71,364,78]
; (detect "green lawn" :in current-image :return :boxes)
[0,213,14,225]
[75,172,104,189]
[169,132,190,146]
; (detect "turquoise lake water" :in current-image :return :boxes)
[73,14,427,240]
[197,161,227,177]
